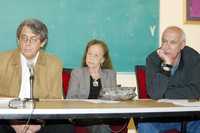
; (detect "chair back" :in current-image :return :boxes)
[62,68,72,98]
[135,65,149,99]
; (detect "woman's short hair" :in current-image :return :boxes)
[81,39,113,69]
[17,18,48,43]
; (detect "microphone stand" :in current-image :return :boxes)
[26,65,39,102]
[8,63,39,109]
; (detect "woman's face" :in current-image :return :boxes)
[86,44,104,69]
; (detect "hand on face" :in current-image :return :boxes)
[157,48,174,64]
[158,28,185,65]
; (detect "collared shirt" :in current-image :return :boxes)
[19,52,39,99]
[171,55,181,76]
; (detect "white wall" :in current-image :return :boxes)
[117,72,138,99]
[117,72,136,87]
[160,0,200,53]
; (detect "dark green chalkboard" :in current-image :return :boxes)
[0,0,159,71]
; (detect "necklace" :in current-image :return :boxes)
[93,79,99,87]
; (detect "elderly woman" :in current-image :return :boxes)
[67,39,117,133]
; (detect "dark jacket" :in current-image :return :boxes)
[146,46,200,99]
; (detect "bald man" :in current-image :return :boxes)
[138,26,200,133]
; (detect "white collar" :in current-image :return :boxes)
[19,52,39,99]
[20,52,40,66]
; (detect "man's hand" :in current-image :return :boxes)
[157,48,173,65]
[11,124,41,133]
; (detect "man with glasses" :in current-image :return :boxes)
[0,19,74,133]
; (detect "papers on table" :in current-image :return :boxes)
[158,99,200,107]
[66,99,120,103]
[0,98,14,108]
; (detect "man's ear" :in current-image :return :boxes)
[17,39,20,46]
[40,40,47,48]
[181,41,186,50]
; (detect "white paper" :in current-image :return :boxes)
[158,99,200,107]
[66,99,120,103]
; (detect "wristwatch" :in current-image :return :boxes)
[161,63,173,72]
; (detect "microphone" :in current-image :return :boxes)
[26,62,39,102]
[27,62,34,79]
[27,62,34,100]
[8,62,38,109]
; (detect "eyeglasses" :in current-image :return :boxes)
[20,34,40,44]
